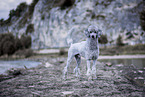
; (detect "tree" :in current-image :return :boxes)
[140,8,145,31]
[0,33,32,56]
[0,33,15,55]
[3,41,15,55]
[0,18,4,26]
[26,24,34,34]
[116,35,124,46]
[15,37,23,50]
[15,2,28,17]
[60,0,75,10]
[21,35,32,49]
[98,34,108,46]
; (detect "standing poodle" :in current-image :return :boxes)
[63,25,102,80]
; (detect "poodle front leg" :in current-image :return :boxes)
[86,60,91,77]
[92,60,97,79]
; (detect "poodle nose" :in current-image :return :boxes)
[92,35,95,38]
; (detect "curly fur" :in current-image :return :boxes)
[63,25,102,80]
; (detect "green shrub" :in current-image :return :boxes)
[0,18,4,22]
[116,35,124,46]
[8,9,16,20]
[0,18,4,26]
[0,46,2,56]
[15,2,28,17]
[126,31,135,39]
[0,34,4,55]
[0,33,15,42]
[21,35,32,49]
[0,33,15,55]
[0,34,5,54]
[24,49,33,57]
[26,24,34,34]
[60,0,75,10]
[98,34,108,45]
[1,0,38,26]
[28,0,39,17]
[15,37,23,50]
[15,49,33,58]
[8,2,28,22]
[59,48,66,55]
[41,15,45,20]
[0,33,32,57]
[140,8,145,31]
[6,68,23,76]
[2,41,15,55]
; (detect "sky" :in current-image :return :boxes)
[0,0,33,20]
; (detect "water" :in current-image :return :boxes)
[0,60,41,74]
[99,59,145,69]
[99,58,145,69]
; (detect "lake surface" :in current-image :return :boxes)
[99,58,145,69]
[0,60,41,74]
[0,58,144,75]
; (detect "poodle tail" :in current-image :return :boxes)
[67,27,75,46]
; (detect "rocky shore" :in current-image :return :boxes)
[0,55,144,96]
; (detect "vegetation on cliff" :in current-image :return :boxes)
[0,0,39,26]
[140,5,145,31]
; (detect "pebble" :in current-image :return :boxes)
[62,91,74,96]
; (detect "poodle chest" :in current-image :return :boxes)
[86,49,99,60]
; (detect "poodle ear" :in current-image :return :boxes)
[98,29,102,37]
[84,29,90,38]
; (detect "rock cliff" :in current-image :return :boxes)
[0,0,144,49]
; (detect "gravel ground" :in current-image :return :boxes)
[0,56,144,97]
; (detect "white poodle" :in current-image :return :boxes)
[63,25,102,80]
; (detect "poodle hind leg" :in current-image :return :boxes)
[63,53,74,79]
[74,54,81,77]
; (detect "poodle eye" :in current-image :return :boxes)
[90,31,92,33]
[94,31,96,33]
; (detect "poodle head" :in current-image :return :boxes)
[84,25,102,39]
